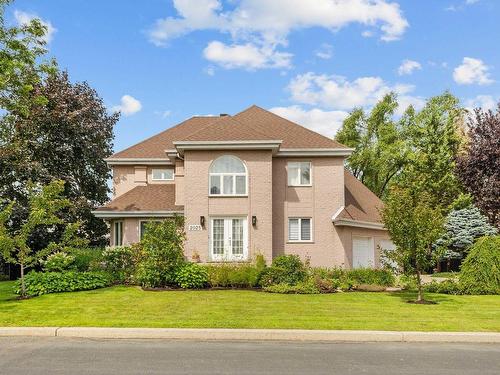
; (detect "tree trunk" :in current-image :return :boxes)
[20,263,26,297]
[416,269,424,302]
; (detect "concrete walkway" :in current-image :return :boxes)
[1,327,499,343]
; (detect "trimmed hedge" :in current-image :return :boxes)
[14,271,112,296]
[175,263,208,289]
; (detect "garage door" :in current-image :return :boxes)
[352,237,375,268]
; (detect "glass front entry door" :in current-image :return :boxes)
[210,217,248,261]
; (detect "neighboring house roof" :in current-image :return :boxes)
[110,105,347,159]
[332,170,386,230]
[93,185,183,217]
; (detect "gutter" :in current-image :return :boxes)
[92,210,184,218]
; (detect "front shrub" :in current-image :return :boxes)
[137,218,185,288]
[14,271,112,296]
[175,263,208,289]
[259,255,306,287]
[424,279,463,295]
[102,245,140,283]
[264,279,320,294]
[40,252,75,272]
[345,268,395,287]
[459,236,500,295]
[206,263,264,288]
[70,247,104,272]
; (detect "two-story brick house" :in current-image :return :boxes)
[93,105,394,268]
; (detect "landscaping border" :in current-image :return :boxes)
[1,327,499,343]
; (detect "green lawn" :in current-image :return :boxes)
[1,281,499,331]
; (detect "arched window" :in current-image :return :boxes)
[209,155,247,196]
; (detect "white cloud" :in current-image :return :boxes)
[270,105,348,138]
[149,0,408,69]
[112,95,142,116]
[14,10,57,43]
[397,59,422,75]
[203,41,292,70]
[465,95,498,112]
[315,43,333,60]
[453,57,494,85]
[287,72,415,110]
[361,30,374,38]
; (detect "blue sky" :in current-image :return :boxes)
[6,0,499,153]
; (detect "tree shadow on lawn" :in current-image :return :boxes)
[385,290,457,305]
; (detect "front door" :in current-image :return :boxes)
[210,217,248,261]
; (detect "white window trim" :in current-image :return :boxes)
[113,221,123,246]
[209,216,249,262]
[288,217,313,243]
[139,219,162,240]
[287,161,312,187]
[151,168,175,181]
[208,156,248,197]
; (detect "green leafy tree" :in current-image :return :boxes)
[0,0,55,115]
[0,180,85,297]
[136,217,186,288]
[335,93,409,198]
[399,92,464,209]
[0,71,118,245]
[381,187,445,302]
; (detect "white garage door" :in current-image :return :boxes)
[352,237,375,268]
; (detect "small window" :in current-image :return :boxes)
[114,221,123,246]
[152,168,174,181]
[288,218,312,242]
[288,162,311,186]
[209,155,247,196]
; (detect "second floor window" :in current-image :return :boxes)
[152,168,174,181]
[288,162,311,186]
[209,155,247,196]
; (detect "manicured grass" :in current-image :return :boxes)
[0,281,499,331]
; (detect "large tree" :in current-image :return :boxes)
[399,92,465,209]
[335,93,409,198]
[0,0,54,115]
[0,71,118,245]
[456,103,500,228]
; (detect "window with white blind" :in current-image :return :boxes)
[287,162,311,186]
[288,218,312,242]
[152,168,174,181]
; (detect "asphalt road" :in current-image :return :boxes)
[1,337,499,375]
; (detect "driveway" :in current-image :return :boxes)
[1,337,499,374]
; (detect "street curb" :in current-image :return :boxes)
[1,327,500,343]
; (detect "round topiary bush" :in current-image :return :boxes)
[459,236,500,295]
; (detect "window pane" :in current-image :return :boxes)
[288,163,300,185]
[210,156,246,173]
[140,221,149,240]
[152,168,173,180]
[300,163,310,185]
[210,175,221,194]
[212,219,225,255]
[223,175,233,194]
[114,222,123,246]
[301,219,311,241]
[232,219,244,255]
[235,175,246,194]
[288,219,299,241]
